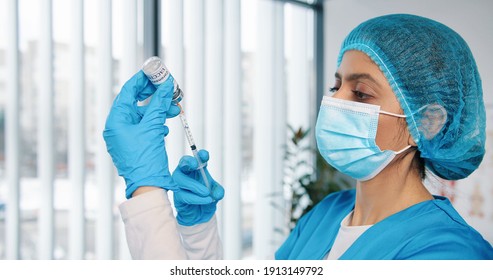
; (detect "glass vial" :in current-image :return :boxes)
[142,56,183,104]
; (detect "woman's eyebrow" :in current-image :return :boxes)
[334,72,382,88]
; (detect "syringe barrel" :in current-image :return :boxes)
[142,56,183,104]
[179,111,196,146]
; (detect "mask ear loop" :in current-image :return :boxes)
[394,145,412,155]
[378,109,417,155]
[379,110,406,118]
[380,103,447,147]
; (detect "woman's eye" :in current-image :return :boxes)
[329,87,339,93]
[352,90,371,100]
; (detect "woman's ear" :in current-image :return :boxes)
[418,104,447,140]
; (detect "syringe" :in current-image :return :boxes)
[142,56,213,198]
[176,104,213,197]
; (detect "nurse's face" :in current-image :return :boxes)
[330,50,412,151]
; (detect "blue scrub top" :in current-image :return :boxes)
[276,189,493,260]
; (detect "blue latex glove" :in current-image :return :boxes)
[172,150,225,226]
[103,70,181,198]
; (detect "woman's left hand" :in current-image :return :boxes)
[103,71,180,199]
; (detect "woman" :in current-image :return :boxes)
[103,14,493,259]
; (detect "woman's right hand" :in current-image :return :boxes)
[172,150,225,226]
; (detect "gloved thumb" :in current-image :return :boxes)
[141,77,175,125]
[137,103,181,120]
[177,152,210,174]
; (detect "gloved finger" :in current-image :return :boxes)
[177,155,199,174]
[211,183,225,201]
[137,103,180,119]
[167,104,181,118]
[105,71,156,127]
[163,125,170,137]
[175,154,215,188]
[105,105,141,128]
[174,170,211,197]
[197,149,210,163]
[140,76,175,125]
[175,189,214,205]
[196,150,218,184]
[137,105,147,118]
[116,71,156,107]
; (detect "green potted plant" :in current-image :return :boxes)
[280,125,354,232]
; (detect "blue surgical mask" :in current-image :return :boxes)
[315,96,411,181]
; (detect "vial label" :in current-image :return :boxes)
[142,56,183,103]
[148,67,171,85]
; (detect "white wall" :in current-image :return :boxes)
[324,0,493,244]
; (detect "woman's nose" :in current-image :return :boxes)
[331,87,351,101]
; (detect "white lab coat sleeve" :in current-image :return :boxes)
[119,189,187,259]
[178,215,223,260]
[119,188,223,260]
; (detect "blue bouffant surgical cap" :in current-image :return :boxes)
[337,14,486,180]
